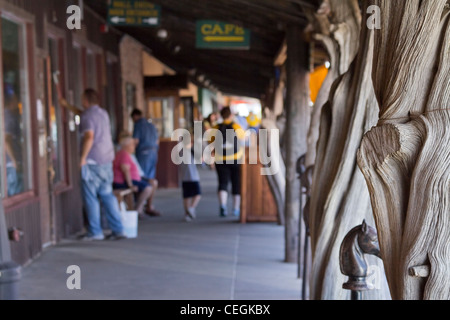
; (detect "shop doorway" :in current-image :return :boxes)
[42,36,69,244]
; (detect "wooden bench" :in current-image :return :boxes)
[113,188,135,210]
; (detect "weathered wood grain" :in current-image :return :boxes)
[284,26,311,263]
[305,0,361,167]
[358,0,450,300]
[308,0,391,300]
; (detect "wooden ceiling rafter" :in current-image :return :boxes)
[124,25,274,77]
[225,0,307,25]
[154,11,282,60]
[122,26,271,97]
[86,0,320,98]
[151,0,286,42]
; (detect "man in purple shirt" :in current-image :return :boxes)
[79,89,125,241]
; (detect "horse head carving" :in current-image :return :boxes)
[340,220,381,291]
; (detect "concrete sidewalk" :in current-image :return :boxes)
[18,168,301,300]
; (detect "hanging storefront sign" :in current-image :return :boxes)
[108,0,160,26]
[196,20,251,50]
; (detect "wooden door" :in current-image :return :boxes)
[36,51,53,247]
[45,34,73,242]
[43,55,58,244]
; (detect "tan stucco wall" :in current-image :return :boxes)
[143,51,175,76]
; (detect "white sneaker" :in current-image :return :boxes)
[185,215,193,223]
[187,207,196,219]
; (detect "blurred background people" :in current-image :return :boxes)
[177,133,202,222]
[246,111,261,133]
[211,107,245,218]
[203,112,219,131]
[131,109,161,217]
[79,88,125,241]
[113,134,153,220]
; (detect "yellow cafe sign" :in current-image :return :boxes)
[196,20,251,50]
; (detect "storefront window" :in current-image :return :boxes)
[125,82,136,131]
[86,51,97,90]
[181,97,194,132]
[148,97,174,139]
[1,17,32,197]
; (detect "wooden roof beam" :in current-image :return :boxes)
[207,79,264,99]
[126,29,272,86]
[225,0,308,26]
[130,32,275,76]
[150,0,288,39]
[155,12,283,57]
[285,0,320,10]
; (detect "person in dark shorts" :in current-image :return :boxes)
[211,107,245,217]
[178,142,202,222]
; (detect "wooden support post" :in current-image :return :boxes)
[240,153,248,224]
[284,26,310,263]
[357,0,450,300]
[0,199,11,263]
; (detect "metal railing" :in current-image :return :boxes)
[296,155,313,300]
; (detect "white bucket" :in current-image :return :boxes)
[119,202,138,238]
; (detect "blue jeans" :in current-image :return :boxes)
[7,166,21,196]
[81,163,123,236]
[137,148,159,180]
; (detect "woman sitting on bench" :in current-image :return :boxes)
[113,134,153,219]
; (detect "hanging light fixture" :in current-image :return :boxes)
[173,45,181,54]
[157,29,168,40]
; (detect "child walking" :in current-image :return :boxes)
[178,141,202,222]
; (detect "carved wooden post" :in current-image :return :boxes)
[307,0,390,299]
[303,0,362,167]
[357,0,450,300]
[284,26,311,263]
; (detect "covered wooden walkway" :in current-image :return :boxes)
[18,169,300,300]
[0,0,448,301]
